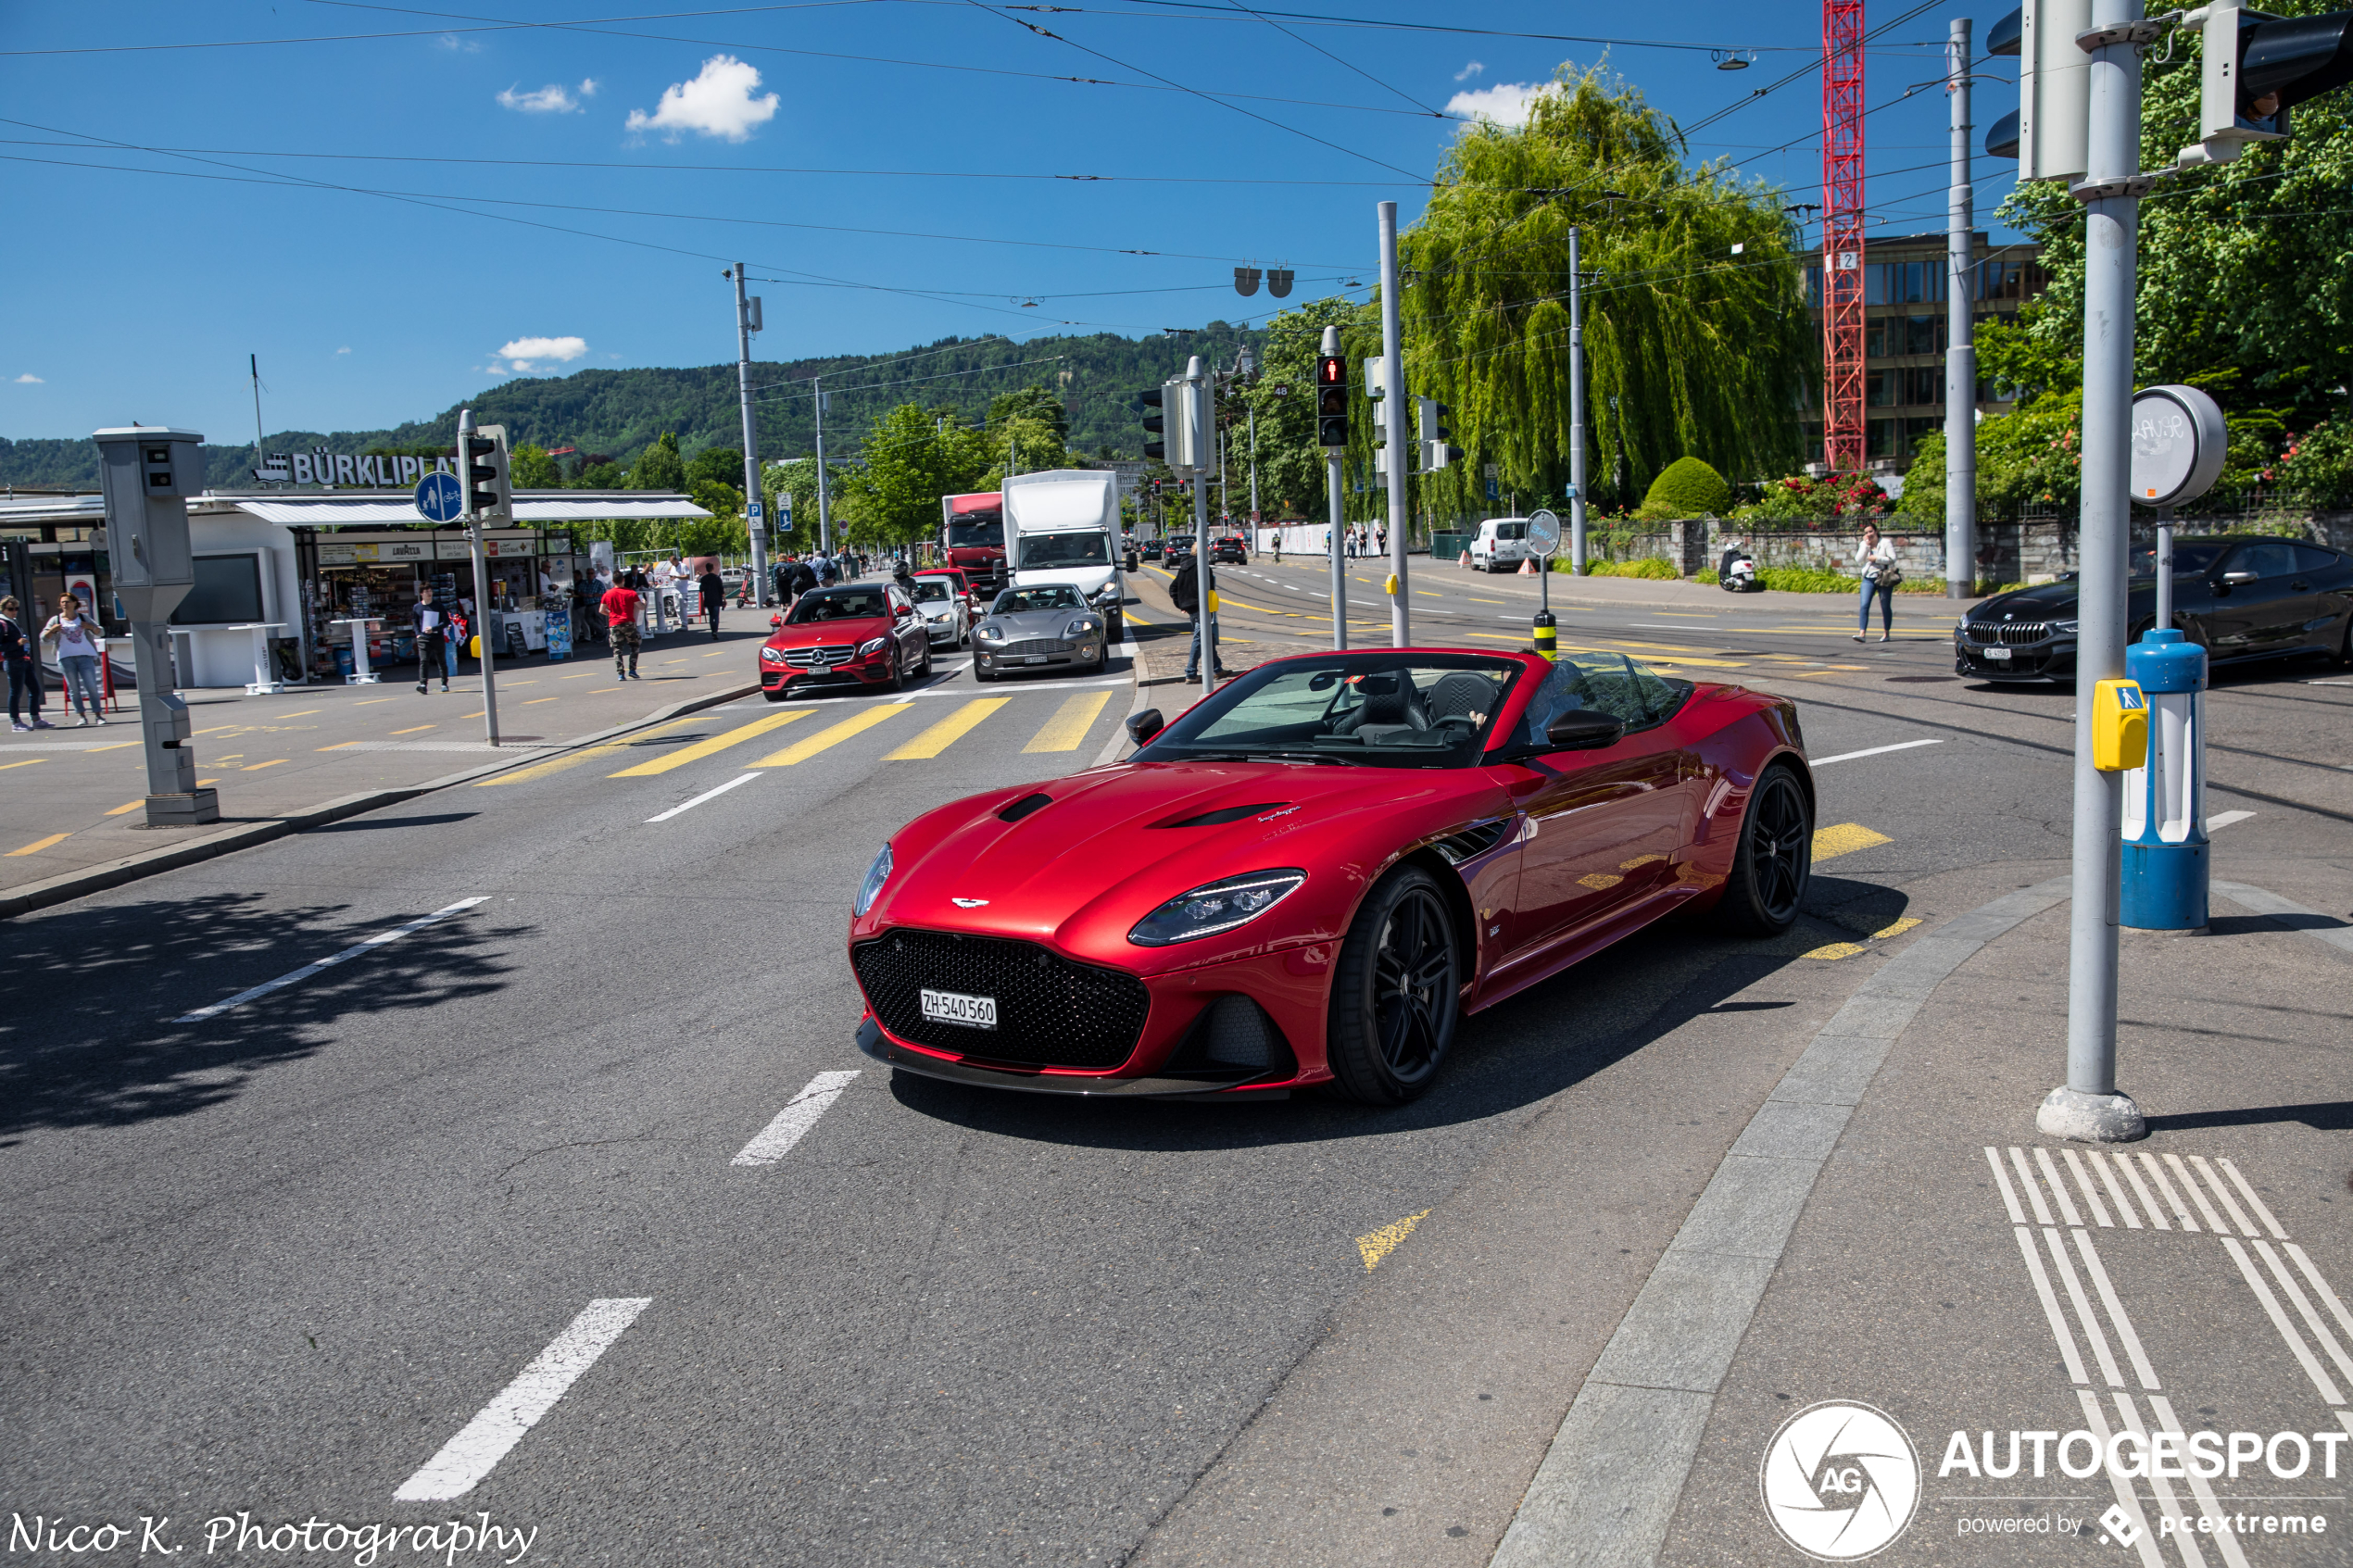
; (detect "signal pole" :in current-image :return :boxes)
[1189,356,1216,698]
[1568,225,1589,574]
[1322,324,1348,650]
[813,376,834,555]
[1378,201,1410,646]
[1944,22,1979,600]
[458,408,502,747]
[731,265,773,605]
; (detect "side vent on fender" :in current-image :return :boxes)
[1432,821,1511,865]
[998,792,1053,822]
[1153,802,1289,829]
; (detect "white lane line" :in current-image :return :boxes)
[2111,1396,2212,1568]
[2221,1236,2345,1403]
[2014,1225,2091,1385]
[2072,1228,2160,1390]
[2147,1394,2254,1568]
[2010,1147,2057,1224]
[2076,1390,2167,1568]
[2063,1148,2116,1227]
[2207,809,2256,829]
[2091,1151,2145,1229]
[2035,1147,2086,1226]
[2188,1154,2257,1236]
[1628,621,1714,628]
[1985,1146,2027,1223]
[2117,1152,2170,1231]
[2164,1153,2231,1233]
[647,771,760,823]
[2255,1239,2353,1390]
[172,897,491,1023]
[2043,1225,2125,1387]
[2138,1152,2201,1231]
[393,1298,651,1501]
[2216,1159,2287,1239]
[1810,738,1946,766]
[731,1070,861,1166]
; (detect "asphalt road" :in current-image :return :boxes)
[5,566,2348,1566]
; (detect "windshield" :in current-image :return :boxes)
[2127,541,2230,578]
[1143,654,1525,769]
[992,584,1086,614]
[948,519,1002,549]
[1020,531,1111,571]
[786,587,890,623]
[910,580,951,604]
[1512,652,1692,746]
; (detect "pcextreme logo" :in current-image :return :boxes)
[1760,1401,1923,1561]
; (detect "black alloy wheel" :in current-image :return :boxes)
[1327,865,1460,1105]
[1715,762,1812,935]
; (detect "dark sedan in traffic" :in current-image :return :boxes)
[1955,534,2353,682]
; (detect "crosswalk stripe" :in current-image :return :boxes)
[609,709,807,776]
[1023,690,1114,754]
[887,697,1009,759]
[749,701,912,766]
[472,718,704,786]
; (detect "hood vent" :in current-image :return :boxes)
[998,792,1053,822]
[1432,820,1510,865]
[1154,802,1289,830]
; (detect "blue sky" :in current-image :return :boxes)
[2,1,2020,444]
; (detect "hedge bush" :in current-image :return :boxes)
[1639,457,1731,520]
[1581,557,1683,580]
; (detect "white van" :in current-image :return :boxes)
[1466,517,1534,572]
[1002,470,1127,643]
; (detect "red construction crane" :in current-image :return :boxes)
[1821,0,1867,475]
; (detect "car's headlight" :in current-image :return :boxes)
[1127,869,1306,947]
[1093,583,1120,603]
[854,844,893,917]
[858,636,889,657]
[977,625,1002,640]
[2051,619,2080,634]
[761,646,787,663]
[1065,617,1099,637]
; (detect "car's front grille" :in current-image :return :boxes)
[1964,620,2052,646]
[783,643,860,668]
[852,929,1150,1069]
[994,637,1075,658]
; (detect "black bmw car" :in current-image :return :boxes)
[1955,534,2353,682]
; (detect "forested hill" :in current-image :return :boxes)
[2,321,1269,491]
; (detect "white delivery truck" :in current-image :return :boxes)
[1002,469,1128,643]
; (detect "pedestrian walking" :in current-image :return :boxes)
[1854,522,1899,644]
[698,563,725,641]
[1,597,50,732]
[1168,552,1227,681]
[411,585,452,694]
[1272,532,1282,564]
[42,593,107,726]
[601,571,644,680]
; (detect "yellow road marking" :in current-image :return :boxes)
[704,649,726,657]
[463,710,486,719]
[1468,596,1505,604]
[0,758,47,771]
[749,703,910,766]
[107,798,142,815]
[1803,941,1869,961]
[1872,916,1923,939]
[560,671,597,680]
[274,709,321,718]
[1023,690,1114,753]
[242,759,287,771]
[525,696,560,705]
[1357,1210,1431,1271]
[1124,608,1151,624]
[474,717,704,786]
[7,833,71,857]
[391,724,435,735]
[357,696,400,705]
[197,779,219,786]
[610,709,807,776]
[1812,822,1892,862]
[215,755,244,762]
[887,698,1008,759]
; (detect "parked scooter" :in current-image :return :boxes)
[1718,544,1761,593]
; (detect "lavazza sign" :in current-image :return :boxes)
[252,449,458,487]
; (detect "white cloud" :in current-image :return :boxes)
[1446,82,1547,127]
[496,335,589,373]
[13,373,42,384]
[625,55,779,143]
[498,78,599,114]
[434,33,482,53]
[1454,60,1484,82]
[335,345,352,356]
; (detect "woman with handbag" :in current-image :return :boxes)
[1854,523,1900,644]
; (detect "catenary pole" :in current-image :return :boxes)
[1189,356,1215,699]
[1944,21,1979,600]
[1378,201,1410,646]
[1322,323,1348,650]
[2043,0,2145,1144]
[732,265,773,606]
[813,376,834,556]
[1568,225,1589,575]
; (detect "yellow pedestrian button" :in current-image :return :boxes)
[2092,679,2148,772]
[1384,573,1400,596]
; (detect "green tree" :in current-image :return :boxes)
[1234,296,1370,522]
[1641,456,1731,518]
[987,385,1069,444]
[509,443,560,489]
[1398,65,1810,526]
[629,432,685,491]
[837,404,983,546]
[686,445,743,489]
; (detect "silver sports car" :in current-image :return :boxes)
[972,583,1108,682]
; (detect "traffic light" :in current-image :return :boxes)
[462,425,511,521]
[1982,2,2090,183]
[1416,395,1454,470]
[1315,354,1348,448]
[2181,2,2353,165]
[1139,387,1166,460]
[1362,357,1389,449]
[1161,373,1205,474]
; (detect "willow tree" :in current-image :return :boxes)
[1399,66,1809,521]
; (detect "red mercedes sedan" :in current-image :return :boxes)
[848,646,1813,1103]
[761,583,935,700]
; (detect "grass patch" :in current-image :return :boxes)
[1577,557,1682,580]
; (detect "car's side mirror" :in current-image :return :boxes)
[1545,709,1626,750]
[1126,709,1164,746]
[2219,570,2259,585]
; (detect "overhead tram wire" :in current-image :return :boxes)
[1210,0,1444,119]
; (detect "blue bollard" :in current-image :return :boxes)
[2120,629,2208,933]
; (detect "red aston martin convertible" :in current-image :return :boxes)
[849,647,1812,1104]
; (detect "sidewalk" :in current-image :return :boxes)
[0,622,766,902]
[1410,558,1989,621]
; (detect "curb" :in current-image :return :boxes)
[0,682,761,922]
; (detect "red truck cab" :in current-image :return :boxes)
[941,492,1006,598]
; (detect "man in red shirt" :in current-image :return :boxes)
[600,574,643,680]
